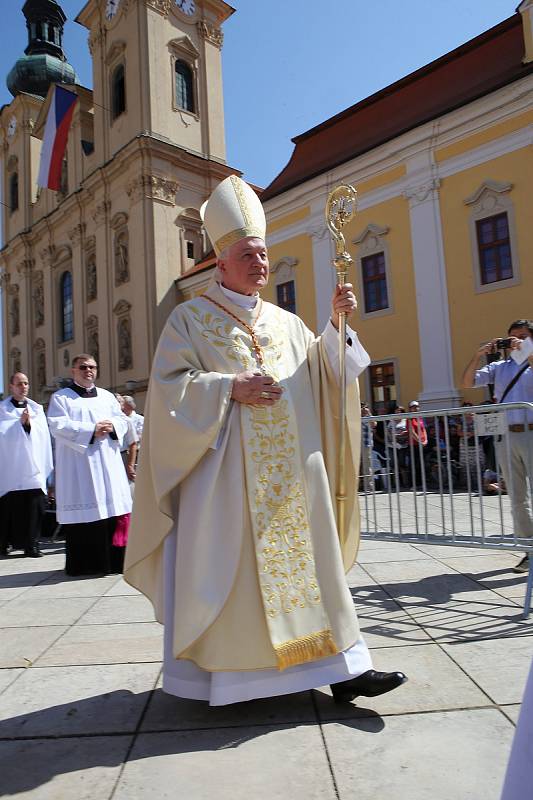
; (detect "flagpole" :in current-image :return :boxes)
[325,184,358,545]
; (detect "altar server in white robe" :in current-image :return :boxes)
[125,176,407,706]
[47,354,132,576]
[0,372,52,558]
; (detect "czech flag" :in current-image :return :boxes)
[38,86,78,191]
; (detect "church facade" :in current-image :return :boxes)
[0,0,236,405]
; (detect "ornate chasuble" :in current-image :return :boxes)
[124,283,362,672]
[189,293,337,669]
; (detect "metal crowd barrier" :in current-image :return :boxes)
[360,402,533,618]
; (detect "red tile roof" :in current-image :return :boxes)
[179,253,216,279]
[262,15,531,201]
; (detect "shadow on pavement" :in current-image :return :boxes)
[350,573,532,642]
[0,688,384,795]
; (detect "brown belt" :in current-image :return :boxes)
[508,424,533,432]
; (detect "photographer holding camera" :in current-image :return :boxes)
[462,319,533,573]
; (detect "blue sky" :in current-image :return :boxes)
[0,0,517,390]
[0,0,517,184]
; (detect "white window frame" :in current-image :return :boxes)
[465,180,521,294]
[353,224,394,320]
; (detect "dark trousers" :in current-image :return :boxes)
[62,517,124,576]
[0,489,46,553]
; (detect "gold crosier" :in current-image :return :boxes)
[325,184,358,545]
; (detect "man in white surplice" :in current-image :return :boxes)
[0,372,52,558]
[47,354,132,576]
[125,176,407,706]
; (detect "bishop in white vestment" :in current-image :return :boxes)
[0,373,52,558]
[125,177,407,705]
[47,355,132,576]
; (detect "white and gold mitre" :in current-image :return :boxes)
[200,175,266,256]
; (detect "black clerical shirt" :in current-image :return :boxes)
[70,382,98,399]
[10,397,30,433]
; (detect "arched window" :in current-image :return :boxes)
[9,173,18,213]
[465,180,520,294]
[111,64,126,120]
[60,271,73,342]
[175,60,194,113]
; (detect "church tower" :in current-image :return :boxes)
[3,0,78,242]
[1,0,236,404]
[76,0,229,165]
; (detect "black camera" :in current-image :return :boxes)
[496,337,513,349]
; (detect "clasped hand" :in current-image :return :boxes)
[94,420,115,438]
[231,371,283,406]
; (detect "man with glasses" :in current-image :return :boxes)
[47,354,132,575]
[0,372,53,558]
[462,319,533,573]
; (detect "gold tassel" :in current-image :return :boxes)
[274,629,338,670]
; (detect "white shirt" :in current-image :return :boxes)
[475,359,533,424]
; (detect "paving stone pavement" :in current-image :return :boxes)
[0,518,531,800]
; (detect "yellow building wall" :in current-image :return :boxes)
[357,165,406,195]
[435,111,533,162]
[346,195,422,407]
[263,234,318,334]
[439,145,533,401]
[268,206,310,233]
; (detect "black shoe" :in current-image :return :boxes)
[24,547,42,558]
[513,554,529,573]
[330,669,407,703]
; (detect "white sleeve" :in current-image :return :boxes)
[322,320,371,381]
[47,394,95,453]
[109,401,129,447]
[124,418,138,447]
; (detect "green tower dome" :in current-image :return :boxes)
[7,0,78,98]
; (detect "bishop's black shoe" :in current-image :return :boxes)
[330,669,407,703]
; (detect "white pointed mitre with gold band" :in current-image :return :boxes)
[200,175,266,256]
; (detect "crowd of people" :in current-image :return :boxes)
[360,318,533,575]
[0,360,143,574]
[360,399,500,493]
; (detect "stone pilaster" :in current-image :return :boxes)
[403,175,460,408]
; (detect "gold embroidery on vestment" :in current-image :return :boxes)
[248,399,323,619]
[215,226,265,256]
[189,303,283,377]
